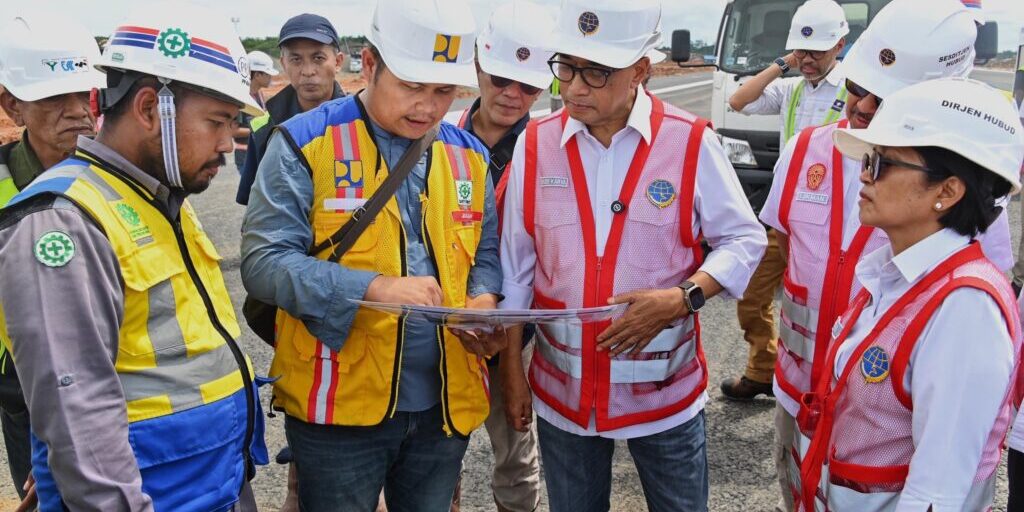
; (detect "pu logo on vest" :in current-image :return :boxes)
[34,231,76,268]
[433,34,462,63]
[861,346,890,383]
[327,160,366,212]
[42,57,89,74]
[578,12,600,36]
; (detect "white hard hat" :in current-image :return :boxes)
[834,78,1024,194]
[0,9,106,102]
[547,0,662,69]
[646,48,667,65]
[842,0,976,99]
[476,1,556,90]
[99,2,261,116]
[367,0,478,87]
[247,50,279,76]
[786,0,849,52]
[960,0,986,24]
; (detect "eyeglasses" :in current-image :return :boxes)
[548,59,617,89]
[793,49,829,60]
[488,74,542,95]
[846,79,882,102]
[862,149,934,183]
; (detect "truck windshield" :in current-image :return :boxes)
[719,0,874,75]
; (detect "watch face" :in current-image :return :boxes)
[688,286,706,312]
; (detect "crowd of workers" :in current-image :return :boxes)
[0,0,1022,511]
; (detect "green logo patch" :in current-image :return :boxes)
[115,202,151,241]
[456,180,473,205]
[157,28,191,59]
[34,231,76,267]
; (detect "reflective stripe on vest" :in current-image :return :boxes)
[524,94,711,431]
[0,163,16,208]
[270,97,491,436]
[5,155,254,511]
[798,244,1021,512]
[783,80,849,144]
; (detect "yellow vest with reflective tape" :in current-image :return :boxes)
[0,163,16,208]
[271,98,490,436]
[2,157,251,422]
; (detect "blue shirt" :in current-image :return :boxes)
[240,112,502,413]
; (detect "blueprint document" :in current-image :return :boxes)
[351,300,627,329]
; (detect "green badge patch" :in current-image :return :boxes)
[34,231,76,267]
[456,180,473,206]
[115,202,152,241]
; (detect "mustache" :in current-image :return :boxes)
[202,154,226,169]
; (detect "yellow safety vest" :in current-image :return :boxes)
[271,97,491,436]
[0,154,257,509]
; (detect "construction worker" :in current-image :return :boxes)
[798,76,1023,512]
[451,3,553,510]
[756,0,1013,509]
[720,0,850,403]
[0,3,267,510]
[233,50,278,168]
[498,1,766,511]
[235,13,346,205]
[0,10,105,503]
[240,0,502,509]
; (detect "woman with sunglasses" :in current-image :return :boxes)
[797,77,1024,511]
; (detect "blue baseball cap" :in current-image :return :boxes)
[279,13,340,48]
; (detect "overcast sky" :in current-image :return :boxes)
[35,0,1024,52]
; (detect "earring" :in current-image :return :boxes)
[934,202,943,211]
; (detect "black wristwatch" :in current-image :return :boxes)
[677,281,705,314]
[774,57,790,74]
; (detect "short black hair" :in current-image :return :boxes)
[918,146,1012,238]
[367,44,386,81]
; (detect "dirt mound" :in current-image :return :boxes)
[0,113,21,146]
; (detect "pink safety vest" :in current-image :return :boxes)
[798,243,1022,511]
[522,94,711,431]
[776,121,889,419]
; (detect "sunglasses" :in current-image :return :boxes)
[488,74,542,95]
[862,149,934,183]
[548,59,617,89]
[793,49,829,60]
[846,79,882,102]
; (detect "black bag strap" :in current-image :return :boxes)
[309,124,439,261]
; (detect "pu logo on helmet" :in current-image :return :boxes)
[42,57,89,73]
[578,11,600,36]
[515,47,531,62]
[879,49,896,67]
[433,34,462,63]
[237,56,250,78]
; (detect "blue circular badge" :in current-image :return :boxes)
[801,26,814,38]
[646,179,677,209]
[861,346,890,383]
[578,12,600,36]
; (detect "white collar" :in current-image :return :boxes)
[560,85,653,148]
[858,228,971,288]
[806,62,845,90]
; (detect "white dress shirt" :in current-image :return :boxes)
[1009,288,1024,453]
[500,86,767,439]
[740,64,847,148]
[832,228,1014,511]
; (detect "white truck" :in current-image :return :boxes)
[671,0,998,211]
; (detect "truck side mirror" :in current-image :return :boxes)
[975,22,998,62]
[672,30,692,64]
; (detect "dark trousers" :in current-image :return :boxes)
[0,402,30,498]
[1010,448,1024,511]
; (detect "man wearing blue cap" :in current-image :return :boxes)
[236,13,346,205]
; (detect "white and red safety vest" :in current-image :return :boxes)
[798,243,1022,511]
[522,96,711,431]
[776,121,889,418]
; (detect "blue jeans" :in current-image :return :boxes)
[537,411,708,512]
[285,405,469,512]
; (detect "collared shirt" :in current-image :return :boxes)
[0,135,186,511]
[240,116,502,411]
[500,86,767,439]
[830,228,1014,512]
[740,64,847,148]
[4,131,46,190]
[461,98,529,187]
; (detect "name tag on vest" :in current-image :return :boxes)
[796,191,829,205]
[324,198,368,211]
[540,177,568,188]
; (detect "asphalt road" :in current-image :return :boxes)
[0,70,1019,511]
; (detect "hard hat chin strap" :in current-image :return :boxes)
[156,77,183,189]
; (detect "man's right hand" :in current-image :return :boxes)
[502,365,534,432]
[364,276,444,306]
